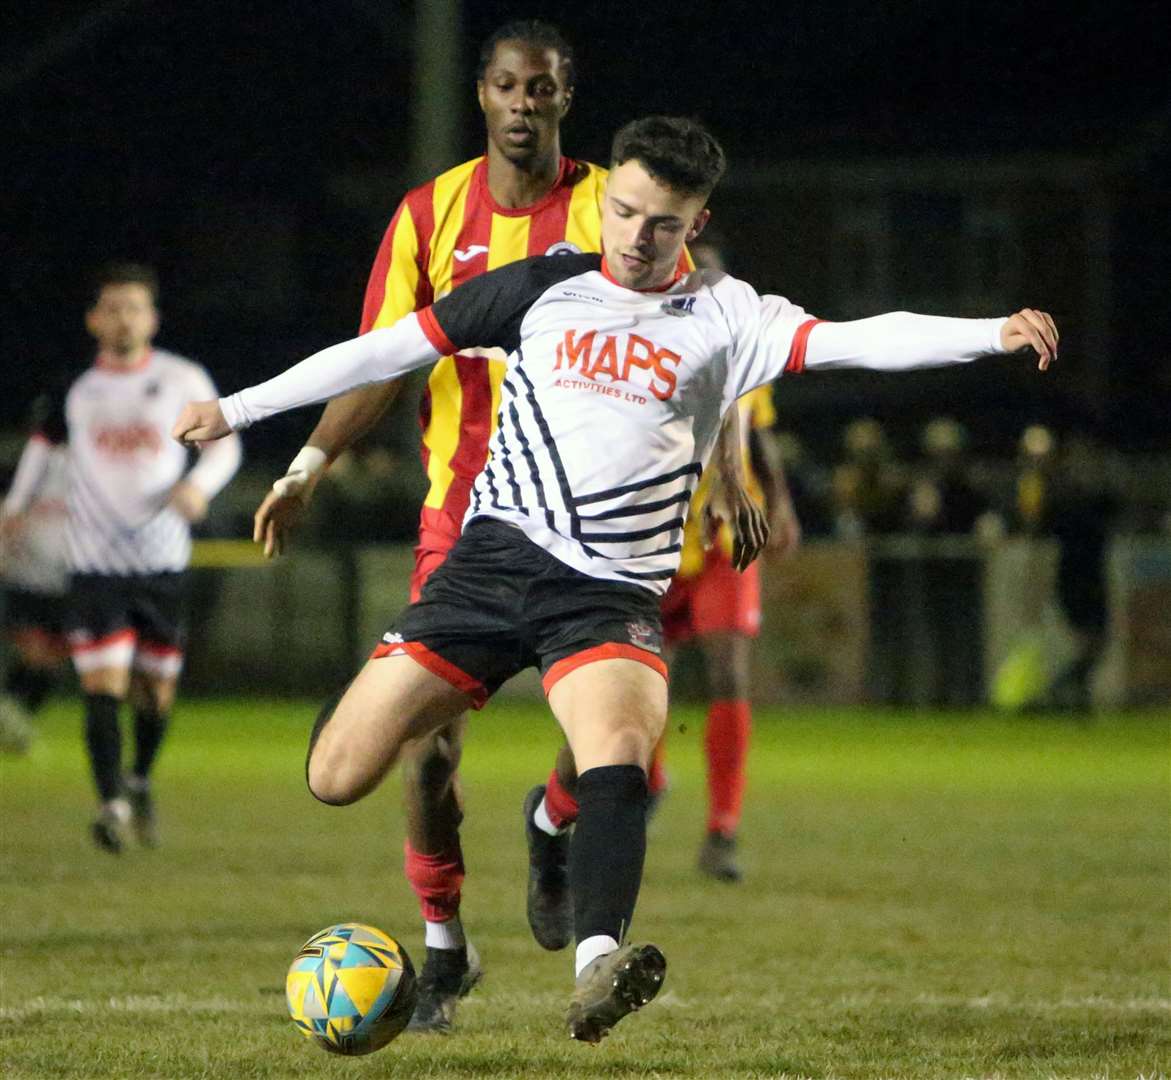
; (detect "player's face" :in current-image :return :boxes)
[602,161,710,291]
[477,41,572,165]
[85,283,158,361]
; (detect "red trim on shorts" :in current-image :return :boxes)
[136,641,184,658]
[70,628,137,653]
[417,308,457,356]
[541,643,668,696]
[370,640,489,710]
[784,318,825,374]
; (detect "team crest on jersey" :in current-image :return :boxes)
[662,296,695,317]
[625,620,661,653]
[545,241,582,257]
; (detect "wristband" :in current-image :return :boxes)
[272,446,328,497]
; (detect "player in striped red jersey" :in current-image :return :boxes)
[251,20,709,1033]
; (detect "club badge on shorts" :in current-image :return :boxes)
[625,620,661,653]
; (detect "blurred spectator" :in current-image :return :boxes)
[1007,426,1121,712]
[771,430,834,538]
[831,418,908,538]
[906,417,986,535]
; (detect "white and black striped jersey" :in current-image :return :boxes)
[38,349,242,576]
[222,254,1006,592]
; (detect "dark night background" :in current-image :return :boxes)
[2,0,1168,464]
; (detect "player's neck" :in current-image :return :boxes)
[485,144,562,209]
[96,345,152,371]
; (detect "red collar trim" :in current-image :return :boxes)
[474,155,574,218]
[95,348,153,373]
[599,257,684,293]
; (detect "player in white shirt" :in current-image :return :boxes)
[175,117,1057,1042]
[11,264,242,852]
[0,405,71,751]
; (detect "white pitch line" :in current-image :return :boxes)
[0,994,273,1022]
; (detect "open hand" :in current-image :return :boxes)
[253,475,317,558]
[703,484,770,572]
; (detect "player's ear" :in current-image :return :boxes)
[476,80,487,114]
[559,86,574,117]
[686,208,711,243]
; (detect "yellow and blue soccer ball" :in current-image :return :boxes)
[286,923,417,1055]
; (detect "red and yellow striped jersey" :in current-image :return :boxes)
[359,155,610,543]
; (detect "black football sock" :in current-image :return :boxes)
[6,663,55,714]
[570,764,649,946]
[83,694,123,802]
[131,707,168,779]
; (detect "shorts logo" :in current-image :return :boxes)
[545,241,582,256]
[381,632,404,645]
[625,620,660,653]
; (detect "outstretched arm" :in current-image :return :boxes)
[725,287,1059,408]
[171,313,443,444]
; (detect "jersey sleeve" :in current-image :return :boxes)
[422,253,602,356]
[219,254,602,431]
[720,280,820,411]
[2,436,54,516]
[721,278,1009,410]
[359,197,429,334]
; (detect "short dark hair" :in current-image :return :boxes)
[92,262,159,305]
[477,19,575,88]
[610,116,726,198]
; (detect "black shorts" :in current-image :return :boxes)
[3,586,68,640]
[67,572,188,675]
[372,519,666,708]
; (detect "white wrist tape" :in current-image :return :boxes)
[272,446,328,498]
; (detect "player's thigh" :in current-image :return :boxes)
[308,653,471,804]
[78,666,132,698]
[128,669,179,713]
[697,630,753,700]
[547,658,668,773]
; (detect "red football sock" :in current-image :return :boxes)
[647,737,669,796]
[403,840,465,923]
[705,699,751,835]
[544,767,579,829]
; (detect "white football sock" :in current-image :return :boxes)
[103,797,131,824]
[424,917,466,950]
[575,934,619,977]
[534,796,568,837]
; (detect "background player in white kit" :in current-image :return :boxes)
[0,403,72,752]
[174,116,1057,1041]
[10,264,242,852]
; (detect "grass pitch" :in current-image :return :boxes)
[1,698,1167,1079]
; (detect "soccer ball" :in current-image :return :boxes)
[285,923,417,1055]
